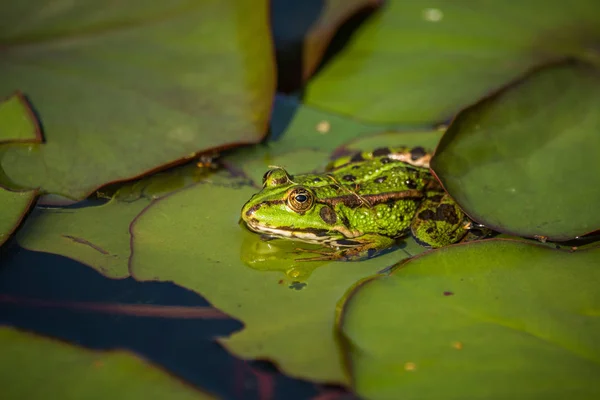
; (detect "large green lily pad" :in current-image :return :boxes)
[0,0,274,199]
[0,327,214,399]
[431,61,600,241]
[340,240,600,400]
[129,176,427,385]
[304,0,600,124]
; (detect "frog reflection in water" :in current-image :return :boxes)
[241,147,481,261]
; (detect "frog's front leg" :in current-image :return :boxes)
[410,193,470,248]
[297,234,396,261]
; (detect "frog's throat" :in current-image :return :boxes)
[245,219,348,245]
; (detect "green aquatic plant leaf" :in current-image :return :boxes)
[0,92,42,145]
[340,240,600,400]
[0,188,37,247]
[305,0,600,124]
[0,92,39,247]
[0,327,214,399]
[431,61,600,241]
[302,0,382,81]
[16,163,214,278]
[0,0,274,199]
[129,175,427,385]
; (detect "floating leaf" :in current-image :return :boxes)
[304,0,600,124]
[340,240,600,400]
[0,92,39,246]
[0,92,42,145]
[0,0,274,199]
[0,188,37,247]
[17,199,147,278]
[130,178,427,385]
[0,327,214,399]
[302,0,381,80]
[16,163,214,278]
[431,61,600,241]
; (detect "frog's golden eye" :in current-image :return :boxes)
[286,187,314,213]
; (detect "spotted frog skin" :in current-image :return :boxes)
[241,147,474,261]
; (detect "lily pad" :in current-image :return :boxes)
[0,188,37,247]
[431,61,600,241]
[16,163,216,278]
[0,327,214,399]
[129,176,427,385]
[340,240,600,400]
[0,0,274,199]
[302,0,381,81]
[304,0,600,124]
[0,92,42,145]
[0,92,39,247]
[17,198,147,278]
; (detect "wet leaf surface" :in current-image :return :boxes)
[129,175,427,385]
[16,163,214,278]
[432,61,600,241]
[0,0,274,199]
[0,189,37,247]
[17,199,146,278]
[304,0,600,124]
[302,0,381,80]
[340,240,600,400]
[0,92,41,145]
[0,92,39,247]
[0,327,214,399]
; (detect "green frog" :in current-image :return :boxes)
[240,146,479,261]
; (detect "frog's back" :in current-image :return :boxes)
[293,151,432,239]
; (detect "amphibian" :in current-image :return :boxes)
[241,146,479,261]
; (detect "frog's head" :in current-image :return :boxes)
[241,167,340,243]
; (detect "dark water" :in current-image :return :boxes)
[0,240,325,399]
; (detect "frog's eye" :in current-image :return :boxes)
[286,187,314,213]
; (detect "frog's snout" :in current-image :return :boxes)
[241,199,260,223]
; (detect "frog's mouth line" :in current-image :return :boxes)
[244,219,332,244]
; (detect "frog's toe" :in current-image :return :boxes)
[293,247,340,262]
